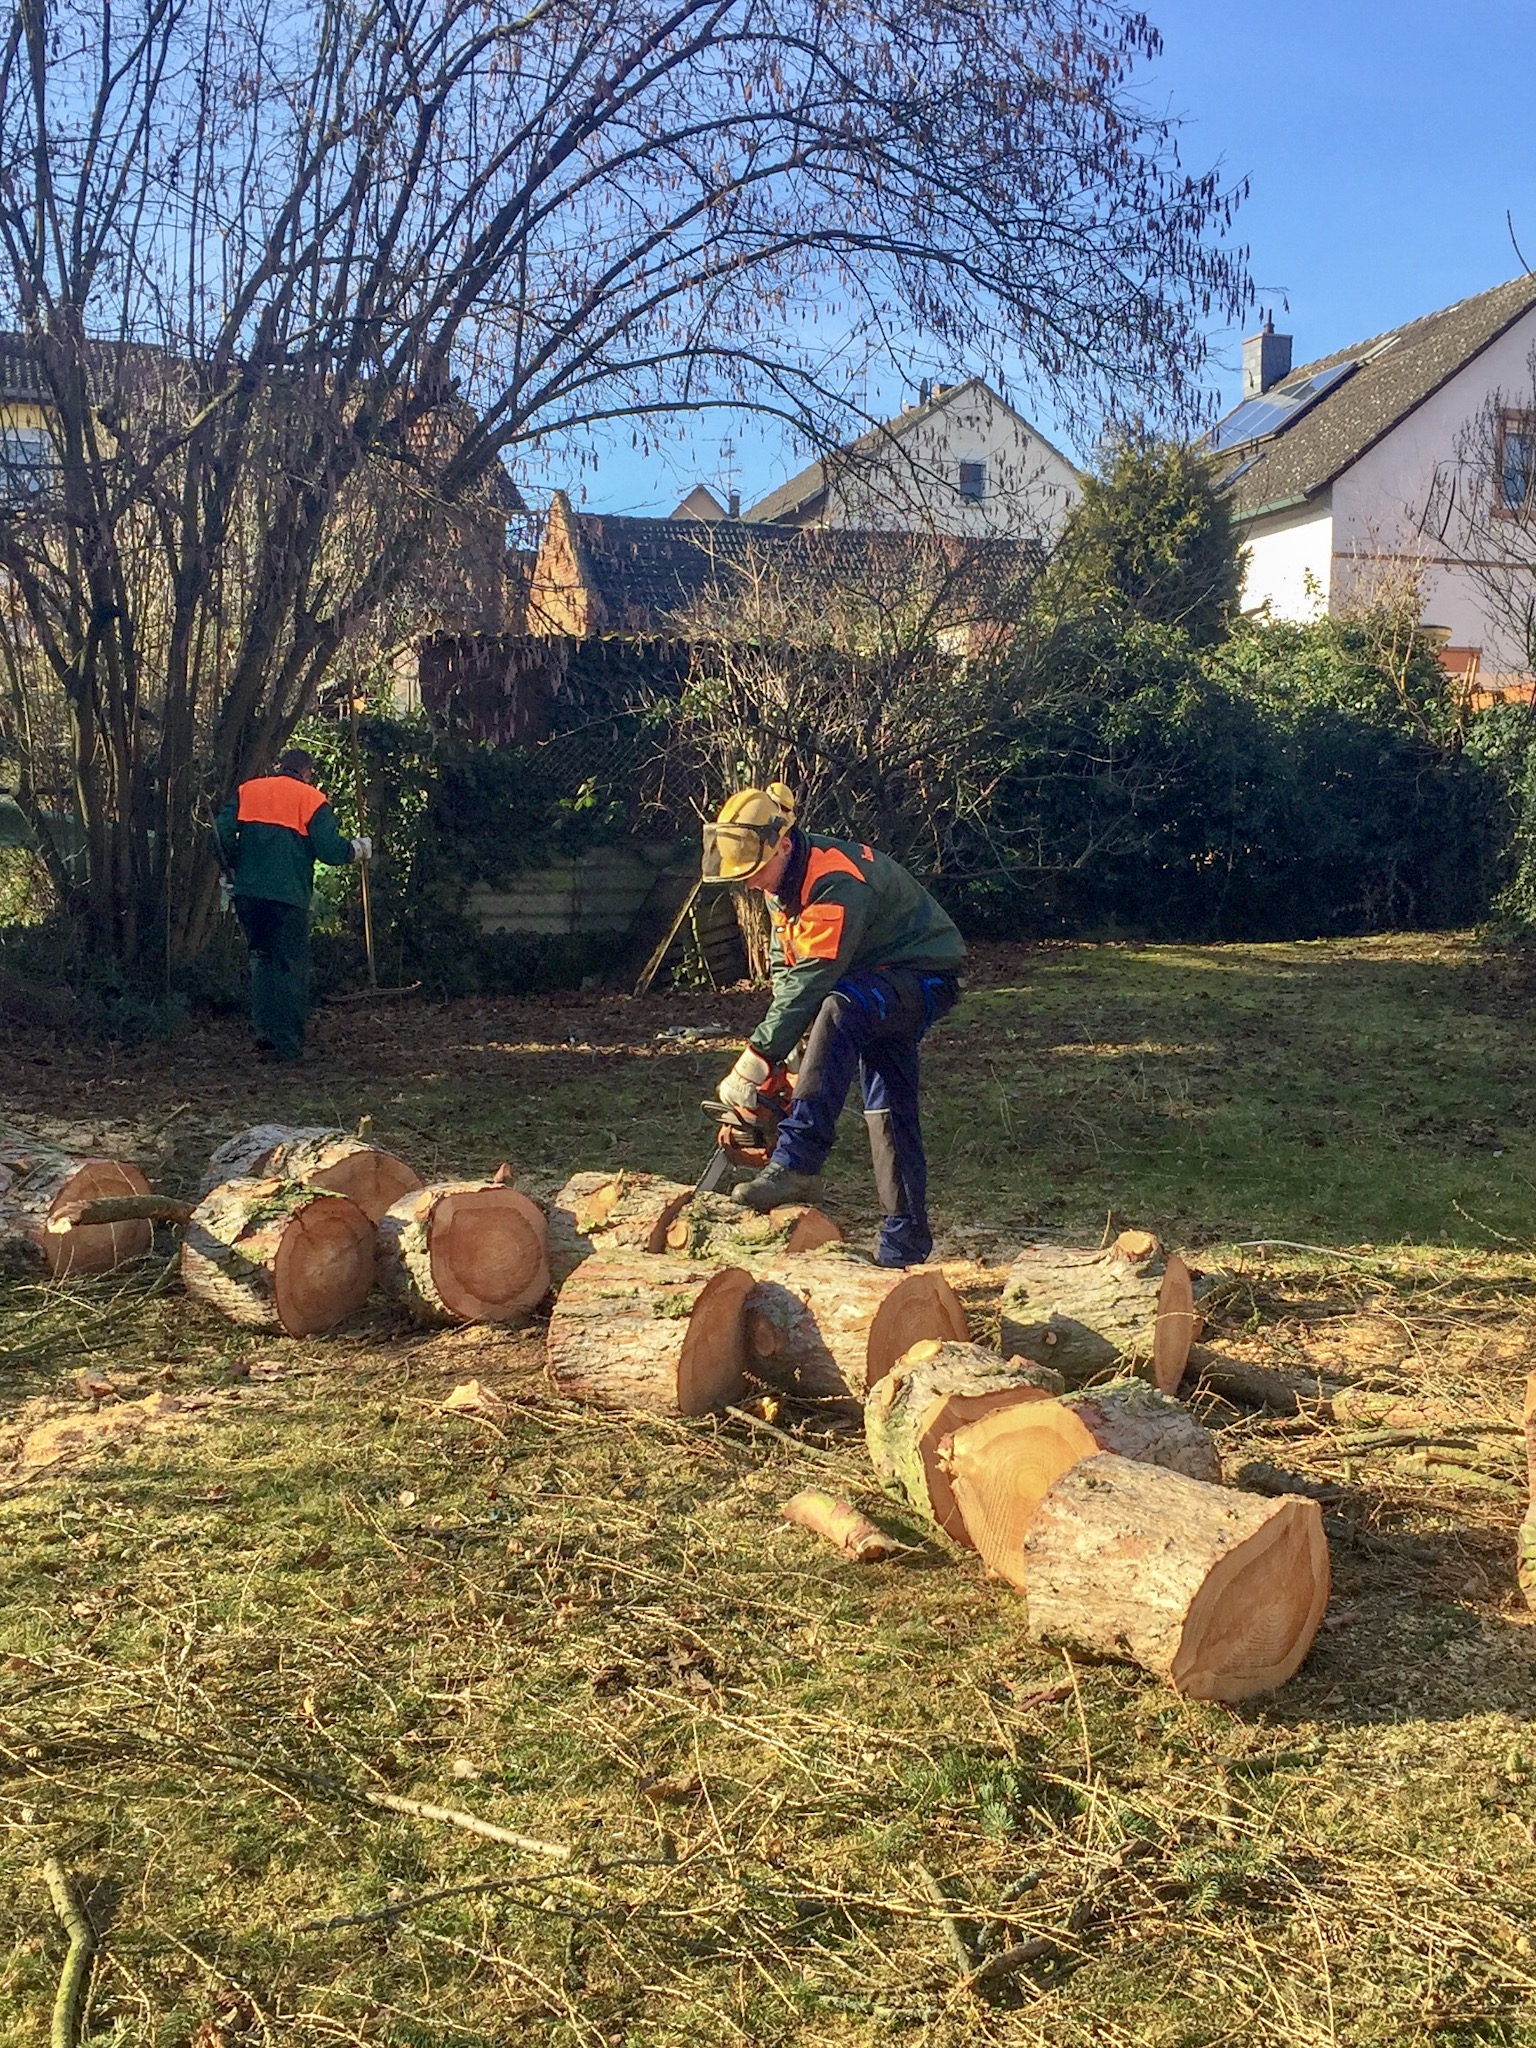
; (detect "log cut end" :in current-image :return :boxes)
[307,1148,424,1224]
[867,1270,970,1392]
[546,1257,751,1415]
[46,1160,154,1278]
[1171,1491,1331,1701]
[676,1265,755,1415]
[1152,1253,1196,1394]
[271,1193,377,1336]
[426,1187,550,1322]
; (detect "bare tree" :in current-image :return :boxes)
[0,0,1250,974]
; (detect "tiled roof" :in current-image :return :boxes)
[0,334,49,406]
[566,512,1044,631]
[1218,274,1536,521]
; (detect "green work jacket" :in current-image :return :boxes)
[216,774,355,909]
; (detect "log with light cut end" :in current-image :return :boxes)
[663,1192,844,1261]
[1024,1453,1331,1702]
[202,1123,422,1224]
[1000,1231,1217,1392]
[0,1133,154,1278]
[943,1378,1220,1590]
[1519,1373,1536,1612]
[378,1180,550,1326]
[545,1255,752,1415]
[182,1177,376,1335]
[864,1340,1064,1545]
[780,1489,898,1562]
[745,1255,969,1404]
[545,1170,695,1282]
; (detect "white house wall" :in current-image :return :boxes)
[1240,498,1335,621]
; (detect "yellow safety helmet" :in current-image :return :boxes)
[701,783,797,881]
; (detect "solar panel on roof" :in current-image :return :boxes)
[1205,359,1358,454]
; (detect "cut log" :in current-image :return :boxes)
[864,1341,1064,1545]
[664,1192,844,1261]
[202,1124,422,1224]
[1000,1231,1213,1392]
[378,1180,550,1326]
[1520,1373,1536,1612]
[545,1170,696,1283]
[1023,1452,1331,1702]
[745,1255,969,1404]
[545,1255,752,1414]
[0,1134,153,1278]
[1184,1344,1320,1415]
[780,1489,898,1562]
[943,1379,1220,1591]
[181,1177,376,1335]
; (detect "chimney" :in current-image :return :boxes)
[1242,312,1293,398]
[918,378,931,405]
[727,489,740,519]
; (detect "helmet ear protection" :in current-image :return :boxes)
[701,783,797,881]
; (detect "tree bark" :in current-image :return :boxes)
[377,1181,550,1326]
[545,1255,753,1415]
[545,1170,696,1283]
[0,1132,153,1278]
[202,1124,422,1224]
[744,1254,969,1405]
[181,1176,376,1335]
[663,1193,844,1261]
[1000,1230,1217,1392]
[1024,1452,1331,1703]
[864,1341,1064,1545]
[944,1379,1221,1591]
[1519,1373,1536,1612]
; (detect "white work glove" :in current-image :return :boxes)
[717,1046,773,1113]
[351,835,373,863]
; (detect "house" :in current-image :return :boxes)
[0,336,56,504]
[745,376,1081,540]
[1211,276,1536,690]
[670,483,732,521]
[525,489,1044,643]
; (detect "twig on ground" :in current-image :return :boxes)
[958,1938,1054,1991]
[723,1405,847,1469]
[42,1855,97,2048]
[360,1789,571,1859]
[915,1861,977,1976]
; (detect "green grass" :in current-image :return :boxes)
[2,934,1536,2046]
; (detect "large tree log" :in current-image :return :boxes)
[662,1192,844,1261]
[864,1341,1064,1544]
[0,1133,153,1278]
[1519,1373,1536,1612]
[943,1379,1220,1591]
[1000,1230,1212,1392]
[378,1180,550,1325]
[745,1255,969,1404]
[545,1170,696,1284]
[202,1124,422,1224]
[546,1255,753,1414]
[181,1177,376,1334]
[1023,1453,1331,1702]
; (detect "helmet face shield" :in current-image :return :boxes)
[702,820,780,881]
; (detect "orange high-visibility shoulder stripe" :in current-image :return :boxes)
[802,844,868,892]
[236,776,329,833]
[790,901,847,962]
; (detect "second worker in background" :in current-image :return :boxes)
[704,785,965,1268]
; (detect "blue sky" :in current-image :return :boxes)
[569,0,1536,516]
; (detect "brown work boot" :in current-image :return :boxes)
[732,1163,823,1211]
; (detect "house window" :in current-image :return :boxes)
[1497,411,1536,515]
[0,424,53,505]
[957,458,987,502]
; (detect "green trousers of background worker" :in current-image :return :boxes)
[235,897,311,1061]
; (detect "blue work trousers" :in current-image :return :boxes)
[770,967,960,1266]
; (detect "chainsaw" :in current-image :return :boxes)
[694,1065,794,1195]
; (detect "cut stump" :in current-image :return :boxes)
[546,1255,752,1414]
[182,1177,375,1335]
[864,1341,1064,1545]
[1520,1373,1536,1612]
[202,1124,422,1224]
[745,1255,969,1404]
[0,1133,153,1278]
[664,1192,844,1261]
[944,1379,1220,1590]
[378,1180,550,1325]
[1000,1231,1208,1392]
[1024,1452,1331,1702]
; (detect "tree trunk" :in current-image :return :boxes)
[663,1193,843,1261]
[1519,1373,1536,1612]
[944,1379,1220,1591]
[864,1340,1064,1545]
[1024,1453,1331,1703]
[745,1254,969,1405]
[181,1177,376,1335]
[378,1181,550,1326]
[546,1170,696,1283]
[1000,1230,1212,1392]
[545,1255,753,1415]
[202,1124,422,1224]
[0,1133,153,1278]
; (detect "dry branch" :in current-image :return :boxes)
[780,1489,898,1561]
[42,1856,97,2048]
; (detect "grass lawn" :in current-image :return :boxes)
[2,932,1535,2046]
